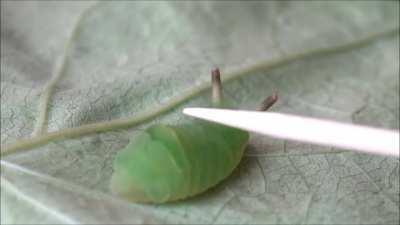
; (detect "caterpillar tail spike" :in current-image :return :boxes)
[258,92,278,111]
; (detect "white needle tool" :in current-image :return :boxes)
[183,108,399,157]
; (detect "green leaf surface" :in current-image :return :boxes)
[1,1,399,224]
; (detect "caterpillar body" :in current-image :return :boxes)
[110,69,277,203]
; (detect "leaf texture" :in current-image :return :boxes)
[1,1,399,224]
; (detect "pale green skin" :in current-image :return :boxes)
[110,120,249,203]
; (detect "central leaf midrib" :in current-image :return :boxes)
[1,27,398,157]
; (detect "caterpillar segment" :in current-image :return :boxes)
[110,122,249,203]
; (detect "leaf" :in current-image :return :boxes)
[1,1,399,224]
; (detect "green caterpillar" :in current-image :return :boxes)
[110,69,277,203]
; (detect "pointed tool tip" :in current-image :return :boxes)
[182,107,196,116]
[183,107,223,122]
[183,107,208,114]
